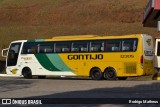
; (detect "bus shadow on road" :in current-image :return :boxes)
[35,76,152,81]
[0,79,34,93]
[1,82,160,107]
[31,82,160,107]
[44,76,92,80]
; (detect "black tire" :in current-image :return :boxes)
[22,67,32,79]
[118,77,127,80]
[104,67,117,80]
[90,67,103,80]
[38,76,46,79]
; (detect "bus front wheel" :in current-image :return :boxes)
[22,67,32,79]
[90,67,103,80]
[104,67,117,80]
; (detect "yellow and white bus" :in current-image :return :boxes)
[2,34,154,80]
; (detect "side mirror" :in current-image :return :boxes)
[2,48,8,57]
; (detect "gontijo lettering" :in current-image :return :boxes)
[68,54,103,60]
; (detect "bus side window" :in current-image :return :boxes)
[133,40,138,51]
[122,39,138,52]
[105,39,121,52]
[44,48,53,53]
[81,47,88,52]
[38,42,54,53]
[71,48,79,52]
[55,42,71,53]
[62,48,70,52]
[55,48,62,53]
[27,49,36,53]
[71,41,89,52]
[90,41,104,52]
[22,42,37,54]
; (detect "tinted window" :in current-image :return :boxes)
[122,39,138,52]
[90,41,104,52]
[55,42,71,53]
[105,39,121,52]
[22,42,37,54]
[71,41,89,52]
[37,42,54,53]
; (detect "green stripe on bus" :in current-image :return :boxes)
[27,40,35,42]
[27,39,44,42]
[35,54,60,71]
[35,39,44,42]
[46,54,74,71]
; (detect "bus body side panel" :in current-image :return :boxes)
[33,54,76,76]
[17,54,37,75]
[58,53,106,76]
[57,53,127,77]
[142,34,154,75]
[10,53,77,76]
[57,51,141,77]
[9,42,76,76]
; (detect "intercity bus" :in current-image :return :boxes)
[2,34,154,80]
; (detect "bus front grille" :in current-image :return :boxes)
[124,62,137,74]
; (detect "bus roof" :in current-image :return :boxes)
[10,34,147,43]
[44,34,143,42]
[52,35,97,39]
[11,40,26,43]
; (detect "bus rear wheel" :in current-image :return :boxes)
[104,67,117,80]
[22,67,32,79]
[90,67,103,80]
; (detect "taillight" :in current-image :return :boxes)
[140,55,143,66]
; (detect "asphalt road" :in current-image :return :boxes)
[0,77,160,107]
